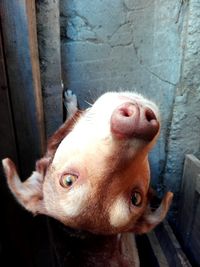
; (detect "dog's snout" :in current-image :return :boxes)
[110,102,159,141]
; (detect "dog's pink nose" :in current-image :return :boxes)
[110,102,159,141]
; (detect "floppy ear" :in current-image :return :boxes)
[134,191,173,234]
[2,158,46,215]
[2,111,82,215]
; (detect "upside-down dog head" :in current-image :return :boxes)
[2,92,173,235]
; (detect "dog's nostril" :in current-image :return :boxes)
[111,102,160,141]
[111,103,139,139]
[145,108,157,122]
[119,107,134,117]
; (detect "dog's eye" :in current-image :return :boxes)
[131,192,142,206]
[60,174,78,188]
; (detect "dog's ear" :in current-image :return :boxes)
[133,191,173,234]
[2,111,82,215]
[2,158,46,214]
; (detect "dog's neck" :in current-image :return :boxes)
[48,218,139,267]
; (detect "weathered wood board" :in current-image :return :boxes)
[36,0,63,138]
[154,222,192,267]
[178,154,200,266]
[137,220,191,267]
[0,0,45,178]
[0,25,18,164]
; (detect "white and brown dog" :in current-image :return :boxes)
[2,91,173,266]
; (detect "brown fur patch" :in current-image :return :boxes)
[36,110,83,175]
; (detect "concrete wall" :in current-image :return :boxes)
[163,0,200,209]
[60,0,200,217]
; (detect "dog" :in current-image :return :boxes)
[2,91,173,266]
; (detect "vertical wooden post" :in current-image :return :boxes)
[36,0,63,139]
[0,0,45,178]
[26,0,46,152]
[0,26,18,165]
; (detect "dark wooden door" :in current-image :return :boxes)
[0,2,52,266]
[178,155,200,266]
[0,22,33,267]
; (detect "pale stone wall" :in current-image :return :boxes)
[35,0,200,221]
[163,0,200,212]
[60,0,186,193]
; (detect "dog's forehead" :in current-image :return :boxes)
[52,91,159,169]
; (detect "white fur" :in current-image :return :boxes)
[146,202,165,224]
[8,170,42,200]
[59,183,91,217]
[109,196,130,228]
[64,89,78,115]
[53,92,159,166]
[20,172,43,198]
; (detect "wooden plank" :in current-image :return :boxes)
[190,200,200,265]
[178,154,200,246]
[136,234,161,267]
[25,0,45,153]
[177,155,200,265]
[155,221,192,267]
[188,174,200,265]
[0,24,18,163]
[196,174,200,194]
[0,0,45,178]
[147,230,169,267]
[0,24,34,267]
[36,0,63,138]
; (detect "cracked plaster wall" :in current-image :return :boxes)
[163,0,200,216]
[60,0,200,210]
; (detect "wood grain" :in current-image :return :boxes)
[178,154,200,265]
[0,0,45,177]
[0,24,18,164]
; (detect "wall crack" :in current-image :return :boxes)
[133,42,176,86]
[123,0,154,12]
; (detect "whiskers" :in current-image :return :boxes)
[84,109,96,122]
[84,100,93,107]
